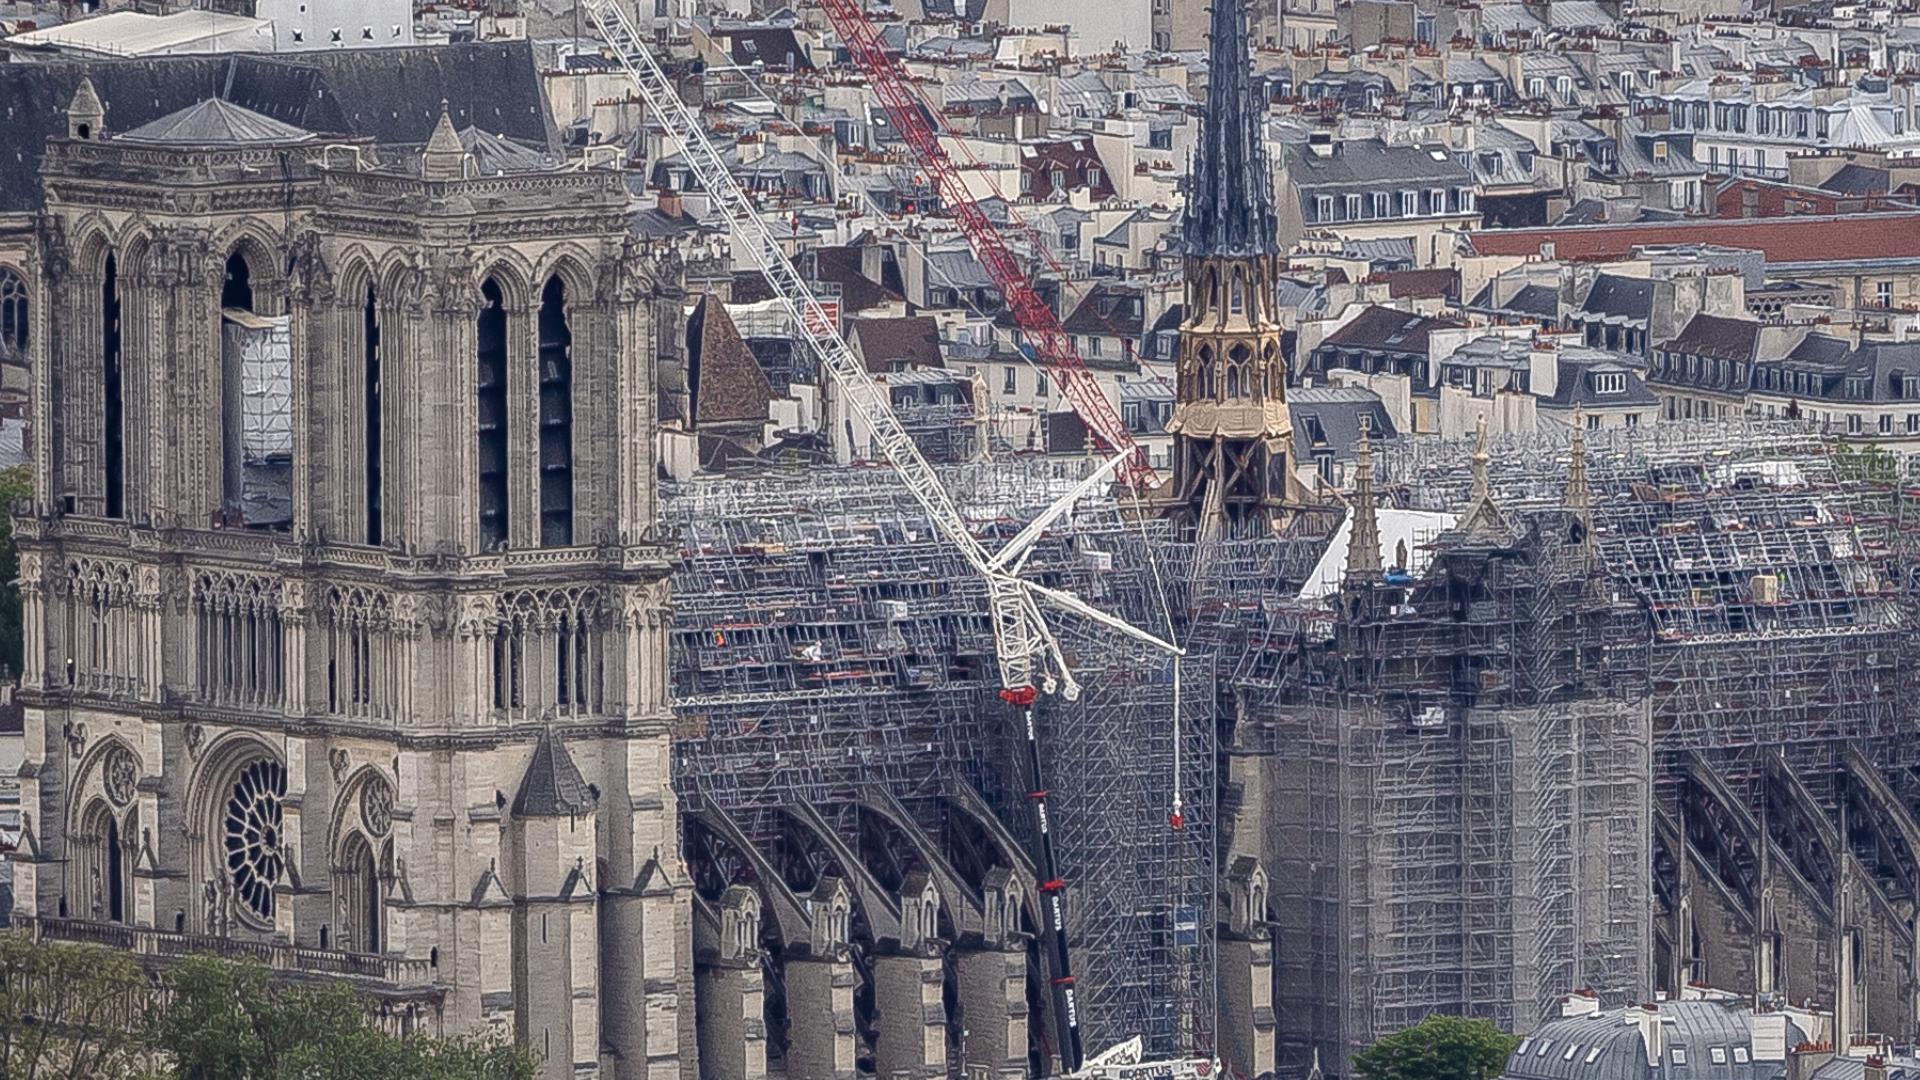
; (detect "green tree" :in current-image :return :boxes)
[0,931,156,1080]
[0,463,30,679]
[1352,1014,1520,1080]
[154,954,535,1080]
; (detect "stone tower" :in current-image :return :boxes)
[1165,0,1291,537]
[9,93,692,1080]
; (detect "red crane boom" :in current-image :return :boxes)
[818,0,1160,489]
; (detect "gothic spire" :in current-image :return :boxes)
[422,99,467,181]
[1345,420,1383,578]
[1183,0,1279,258]
[1566,407,1592,524]
[1459,414,1509,536]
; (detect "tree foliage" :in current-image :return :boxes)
[0,936,535,1080]
[1352,1014,1520,1080]
[0,931,155,1080]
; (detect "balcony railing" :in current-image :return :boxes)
[22,916,438,989]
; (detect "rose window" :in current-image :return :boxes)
[223,759,287,923]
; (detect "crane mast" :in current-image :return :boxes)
[812,0,1159,491]
[580,2,1188,1069]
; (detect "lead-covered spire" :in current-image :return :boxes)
[1183,0,1279,258]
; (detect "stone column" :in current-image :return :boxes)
[783,955,858,1080]
[955,947,1026,1078]
[1218,934,1276,1079]
[873,952,946,1080]
[695,960,767,1080]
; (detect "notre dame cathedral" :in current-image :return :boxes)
[0,53,692,1080]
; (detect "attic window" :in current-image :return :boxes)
[1710,1049,1727,1065]
[1653,140,1669,161]
[1535,1040,1553,1058]
[1562,1045,1579,1062]
[1670,1048,1686,1066]
[1584,1048,1603,1065]
[1428,148,1448,161]
[1734,1049,1750,1065]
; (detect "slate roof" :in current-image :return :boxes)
[510,729,594,817]
[1575,274,1656,323]
[1320,306,1461,355]
[810,246,905,313]
[849,316,944,372]
[1469,281,1560,320]
[115,96,315,147]
[0,42,559,212]
[1501,999,1803,1080]
[1289,387,1399,464]
[1543,355,1660,409]
[1062,284,1146,338]
[1287,139,1472,190]
[688,295,774,426]
[1819,162,1891,196]
[1660,313,1761,362]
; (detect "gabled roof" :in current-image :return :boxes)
[511,729,594,818]
[688,295,774,427]
[116,96,315,147]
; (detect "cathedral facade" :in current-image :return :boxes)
[5,81,691,1080]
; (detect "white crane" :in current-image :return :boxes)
[581,1,1183,1070]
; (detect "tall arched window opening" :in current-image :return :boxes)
[537,276,573,547]
[0,267,26,357]
[222,253,254,311]
[220,250,293,531]
[102,254,124,519]
[363,286,383,545]
[477,279,509,549]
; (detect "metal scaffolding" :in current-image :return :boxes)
[664,458,1217,1061]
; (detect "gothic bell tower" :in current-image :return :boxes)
[1165,0,1292,537]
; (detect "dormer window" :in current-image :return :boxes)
[1593,371,1627,394]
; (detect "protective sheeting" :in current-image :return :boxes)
[222,310,293,463]
[1298,506,1457,601]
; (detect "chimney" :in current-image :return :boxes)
[1560,990,1602,1018]
[1634,1004,1667,1066]
[1865,1055,1889,1080]
[656,187,685,219]
[1309,129,1334,158]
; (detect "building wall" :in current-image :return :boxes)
[12,122,689,1080]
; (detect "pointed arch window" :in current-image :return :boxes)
[537,276,574,547]
[0,267,26,356]
[477,279,509,549]
[102,253,124,519]
[363,285,383,545]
